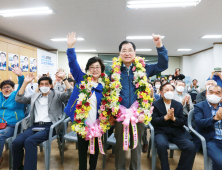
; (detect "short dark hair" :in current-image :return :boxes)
[154,79,162,86]
[33,59,36,62]
[148,82,154,87]
[68,78,75,83]
[160,82,174,91]
[192,79,198,82]
[119,41,136,52]
[0,52,6,57]
[0,80,15,89]
[24,57,28,61]
[85,57,105,73]
[168,74,172,78]
[42,74,47,77]
[13,55,18,59]
[175,68,180,71]
[38,76,52,85]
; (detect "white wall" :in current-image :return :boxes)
[161,57,181,75]
[181,48,214,89]
[58,51,98,74]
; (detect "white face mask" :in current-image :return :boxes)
[169,77,172,80]
[155,84,161,89]
[40,86,50,94]
[164,91,174,100]
[207,94,221,104]
[176,86,184,92]
[171,83,175,86]
[3,92,12,97]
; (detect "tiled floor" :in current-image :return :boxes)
[0,124,205,170]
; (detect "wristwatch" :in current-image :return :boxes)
[63,78,68,82]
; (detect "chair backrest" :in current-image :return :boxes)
[188,109,194,130]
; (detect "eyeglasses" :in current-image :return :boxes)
[89,67,101,71]
[120,50,134,54]
[2,86,11,90]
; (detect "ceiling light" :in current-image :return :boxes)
[136,49,152,51]
[51,38,85,41]
[177,49,192,51]
[127,0,201,9]
[0,7,53,17]
[144,60,149,61]
[103,63,108,65]
[201,35,222,39]
[126,36,165,39]
[104,60,113,62]
[75,50,97,52]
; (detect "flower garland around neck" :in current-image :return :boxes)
[110,57,153,125]
[71,71,112,139]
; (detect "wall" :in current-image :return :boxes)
[161,56,181,75]
[181,48,214,89]
[58,51,98,74]
[0,36,37,84]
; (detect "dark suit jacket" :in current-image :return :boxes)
[196,90,206,104]
[151,98,192,139]
[194,100,219,151]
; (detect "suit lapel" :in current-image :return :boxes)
[48,90,54,111]
[203,100,213,118]
[160,98,167,116]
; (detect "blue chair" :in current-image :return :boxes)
[61,117,78,164]
[37,103,66,170]
[188,109,212,170]
[4,118,24,170]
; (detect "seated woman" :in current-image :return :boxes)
[0,67,25,165]
[64,32,111,170]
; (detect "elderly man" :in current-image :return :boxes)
[173,80,193,116]
[109,34,168,170]
[194,85,222,170]
[196,80,217,104]
[152,83,196,170]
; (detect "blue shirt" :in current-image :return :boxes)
[207,75,222,88]
[207,101,222,140]
[122,63,133,75]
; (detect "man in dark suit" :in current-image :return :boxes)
[194,85,222,170]
[151,82,196,170]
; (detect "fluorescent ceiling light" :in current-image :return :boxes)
[201,35,222,39]
[0,7,53,17]
[103,63,108,64]
[75,49,97,52]
[144,60,149,61]
[104,60,113,62]
[127,0,201,8]
[126,36,165,39]
[177,49,192,51]
[136,49,152,51]
[51,38,85,41]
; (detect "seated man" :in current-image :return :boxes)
[151,83,196,170]
[188,79,200,103]
[174,80,193,116]
[196,80,217,104]
[12,71,72,170]
[194,85,222,170]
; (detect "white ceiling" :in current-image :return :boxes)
[0,0,221,56]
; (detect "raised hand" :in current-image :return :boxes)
[215,107,222,120]
[152,34,163,48]
[24,73,35,84]
[55,68,66,80]
[67,32,78,48]
[12,67,22,76]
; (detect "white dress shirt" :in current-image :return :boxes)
[164,102,171,113]
[85,82,98,125]
[34,94,52,123]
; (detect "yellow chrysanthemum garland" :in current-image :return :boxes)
[71,71,112,138]
[110,57,153,125]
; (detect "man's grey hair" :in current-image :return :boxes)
[175,80,186,86]
[205,80,217,86]
[207,85,222,93]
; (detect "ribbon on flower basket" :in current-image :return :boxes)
[117,101,139,151]
[85,121,105,155]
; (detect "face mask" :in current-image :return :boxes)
[176,86,184,92]
[3,92,12,98]
[40,86,50,94]
[206,85,211,90]
[155,85,161,89]
[169,77,172,80]
[207,94,221,104]
[164,91,174,100]
[171,83,175,86]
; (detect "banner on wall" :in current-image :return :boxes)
[0,51,7,71]
[30,57,37,72]
[37,49,57,80]
[20,56,29,72]
[8,53,19,71]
